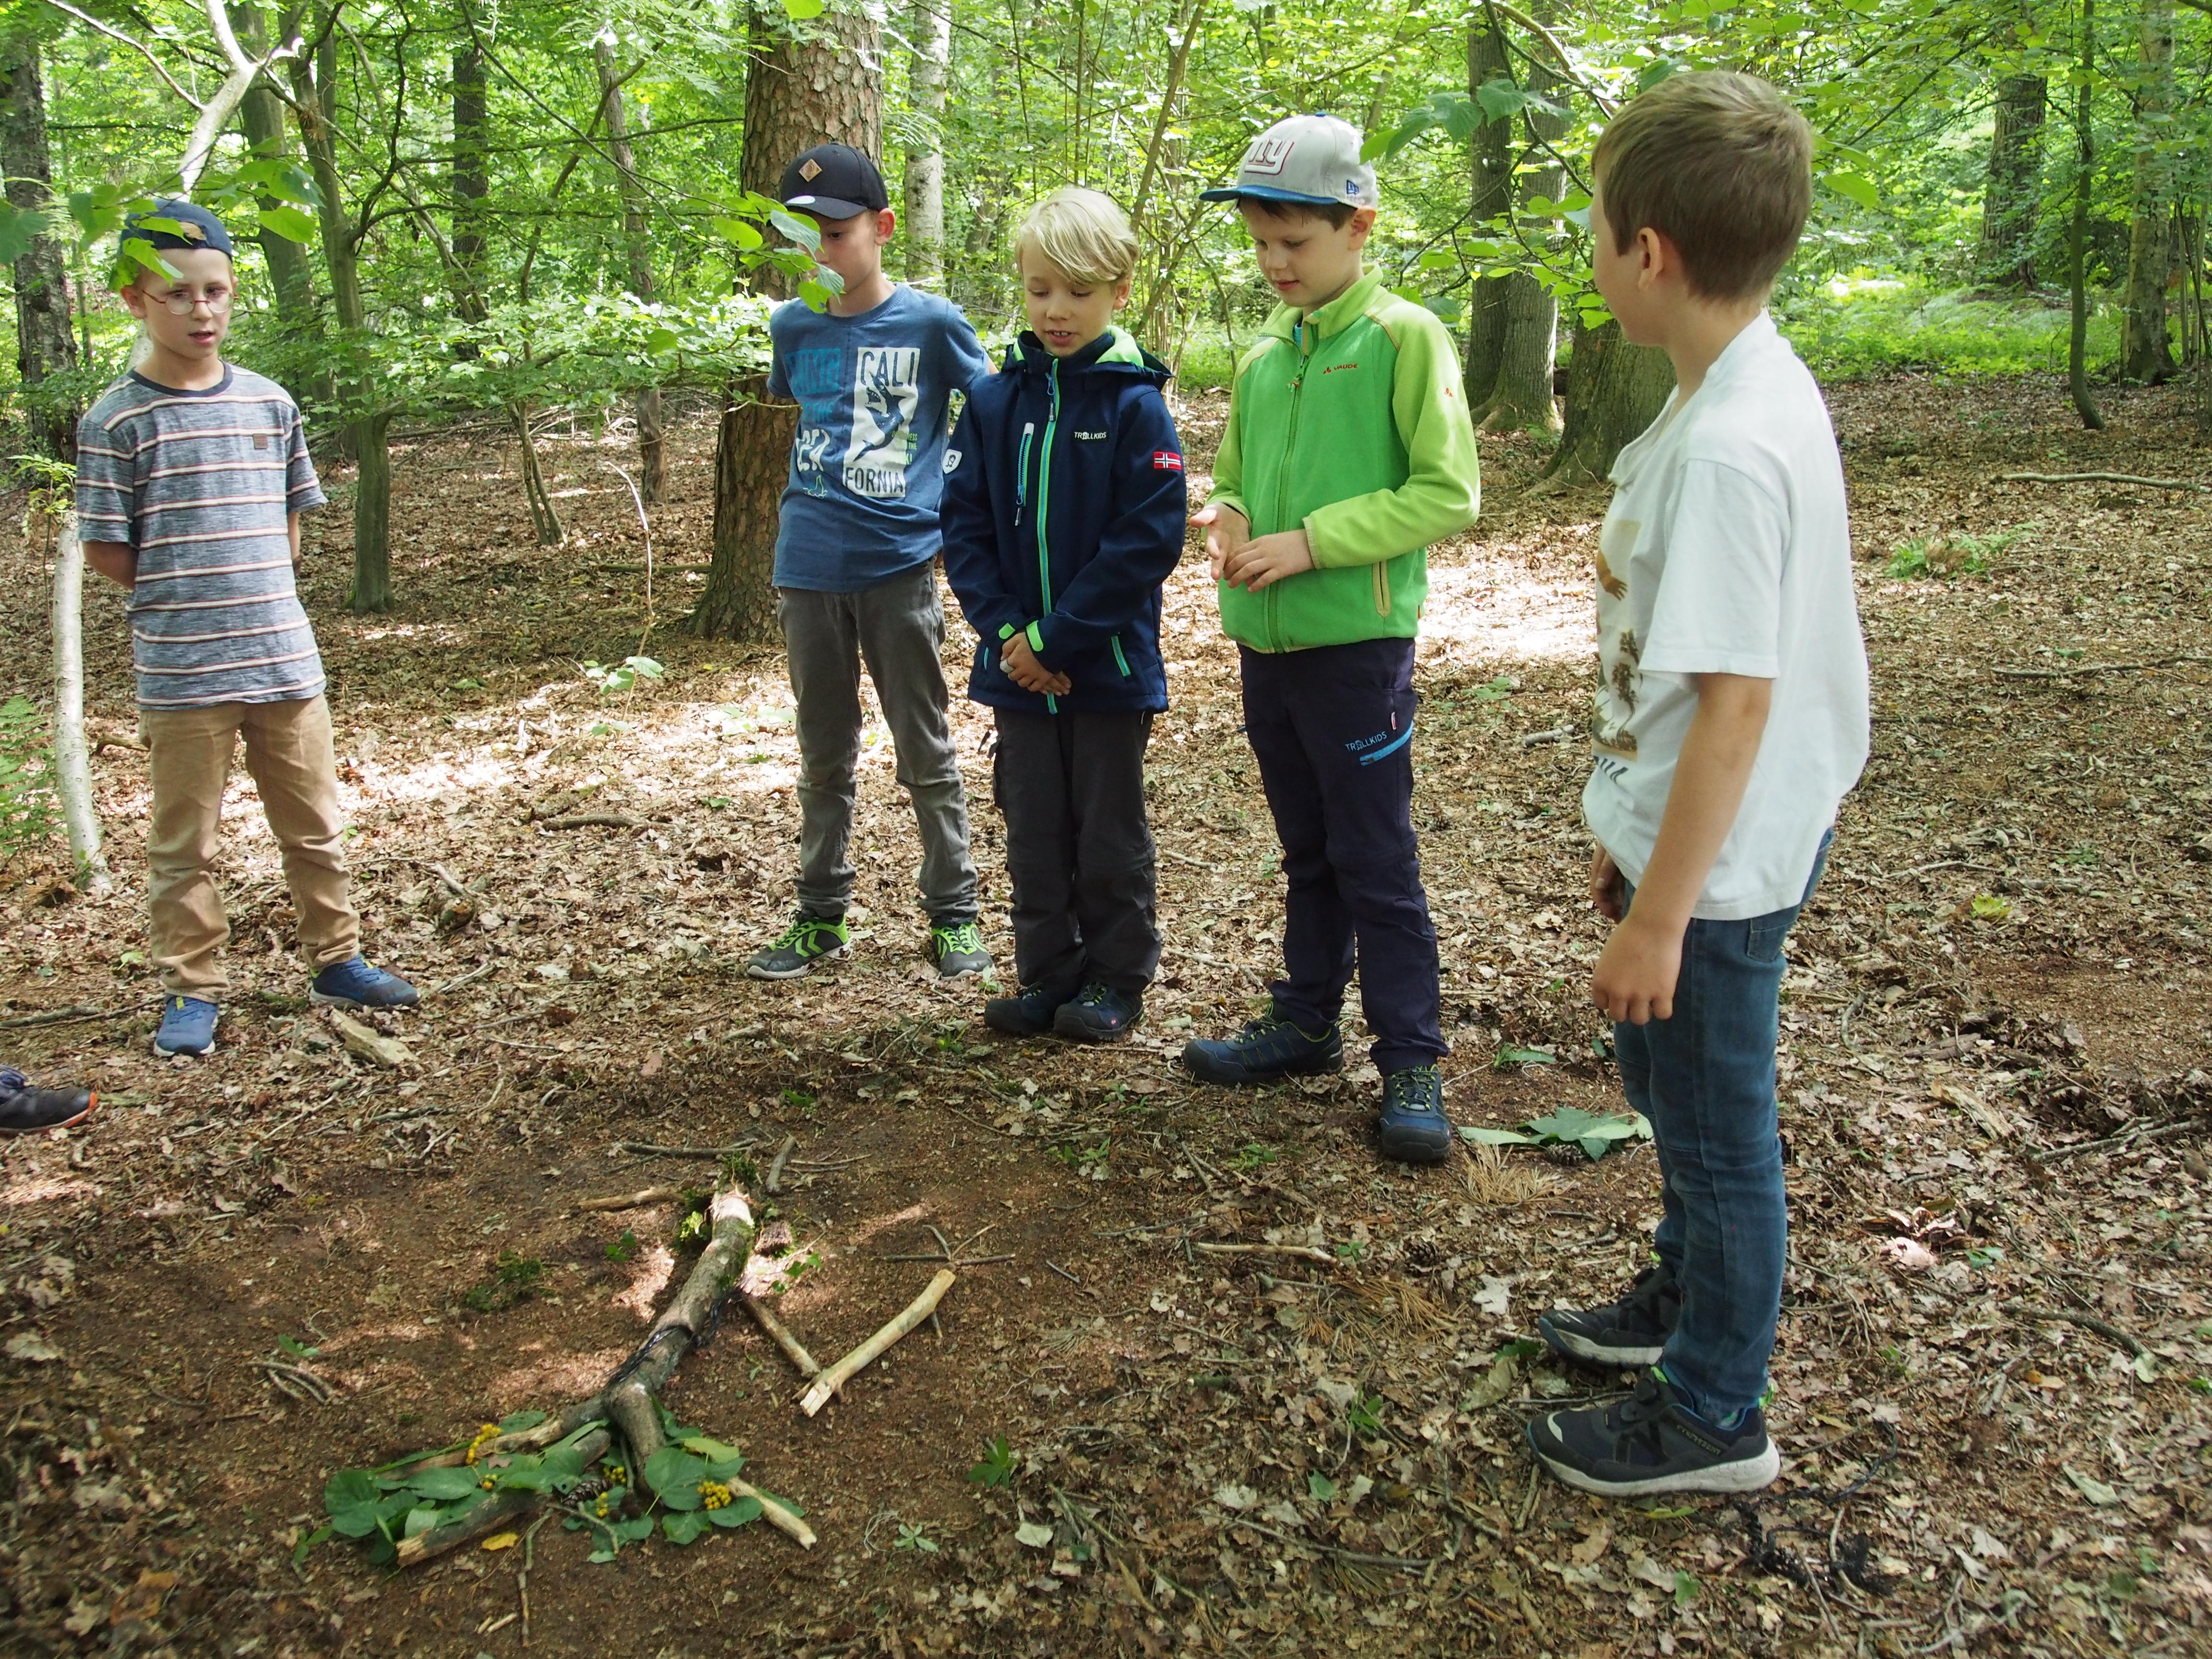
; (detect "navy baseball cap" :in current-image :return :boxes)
[779,144,890,221]
[122,199,235,257]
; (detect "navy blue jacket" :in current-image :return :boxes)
[940,327,1187,714]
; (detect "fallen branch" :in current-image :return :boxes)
[1993,653,2212,681]
[1517,725,1576,747]
[537,813,644,831]
[1996,469,2212,493]
[327,1010,417,1070]
[617,1140,757,1159]
[1189,1241,1336,1265]
[0,997,159,1029]
[575,1185,684,1214]
[764,1134,797,1196]
[800,1269,957,1417]
[743,1295,820,1378]
[1230,1516,1434,1571]
[2029,1117,2207,1163]
[2000,1300,2152,1360]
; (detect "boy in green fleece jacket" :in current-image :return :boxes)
[1182,115,1482,1164]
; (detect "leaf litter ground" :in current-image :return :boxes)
[3,373,2212,1657]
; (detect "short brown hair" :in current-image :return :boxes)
[1591,71,1812,301]
[1242,196,1357,231]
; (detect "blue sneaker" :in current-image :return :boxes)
[1375,1064,1453,1165]
[310,956,421,1009]
[1180,1001,1343,1085]
[153,995,219,1057]
[1053,982,1143,1044]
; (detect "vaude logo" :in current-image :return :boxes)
[1242,134,1294,176]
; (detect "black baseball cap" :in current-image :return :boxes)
[779,143,889,221]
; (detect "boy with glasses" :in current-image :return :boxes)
[76,201,416,1057]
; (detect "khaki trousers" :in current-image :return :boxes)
[140,693,359,998]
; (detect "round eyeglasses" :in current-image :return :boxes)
[156,288,234,317]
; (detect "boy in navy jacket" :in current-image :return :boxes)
[939,188,1187,1042]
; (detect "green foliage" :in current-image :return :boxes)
[0,697,57,861]
[1886,525,2029,581]
[967,1436,1018,1489]
[1778,282,2126,380]
[313,1415,593,1567]
[460,1251,544,1313]
[1463,1106,1654,1161]
[580,656,664,694]
[605,1229,639,1263]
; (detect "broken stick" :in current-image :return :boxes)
[765,1133,798,1196]
[1996,469,2212,493]
[744,1294,821,1378]
[327,1009,417,1070]
[574,1185,683,1214]
[799,1269,957,1417]
[1190,1241,1336,1264]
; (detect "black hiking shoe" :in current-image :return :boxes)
[1527,1369,1779,1498]
[1539,1262,1682,1368]
[1375,1064,1453,1164]
[1053,983,1142,1044]
[1180,1002,1343,1085]
[984,983,1078,1036]
[0,1069,96,1136]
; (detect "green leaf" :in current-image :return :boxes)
[663,1509,711,1544]
[1307,1471,1338,1502]
[1494,1046,1558,1070]
[402,1505,442,1539]
[324,1469,383,1536]
[256,204,318,242]
[781,0,825,15]
[645,326,681,356]
[769,208,821,250]
[404,1465,483,1501]
[709,1496,763,1527]
[713,216,765,249]
[1823,170,1879,210]
[681,1434,745,1464]
[644,1447,707,1507]
[293,1522,333,1566]
[497,1409,549,1433]
[1460,1125,1538,1146]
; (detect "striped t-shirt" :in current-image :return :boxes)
[74,365,327,709]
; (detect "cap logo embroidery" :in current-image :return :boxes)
[799,158,822,181]
[1242,135,1293,176]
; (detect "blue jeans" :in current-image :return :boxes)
[1616,832,1830,1423]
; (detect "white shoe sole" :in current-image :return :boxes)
[745,942,851,981]
[1542,1324,1669,1368]
[152,1014,218,1058]
[1533,1439,1782,1497]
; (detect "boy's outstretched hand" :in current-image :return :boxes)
[1001,634,1071,697]
[1193,502,1250,579]
[1220,529,1314,591]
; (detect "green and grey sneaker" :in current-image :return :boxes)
[930,920,991,980]
[745,914,851,980]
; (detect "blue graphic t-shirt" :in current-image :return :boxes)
[766,284,992,591]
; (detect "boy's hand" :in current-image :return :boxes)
[1192,503,1250,579]
[1221,529,1314,592]
[1591,910,1683,1026]
[1589,844,1625,921]
[1001,635,1071,697]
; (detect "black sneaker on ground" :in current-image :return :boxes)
[1053,983,1142,1044]
[0,1069,96,1136]
[984,983,1078,1036]
[1538,1262,1682,1368]
[1527,1369,1780,1498]
[1180,1002,1344,1085]
[1375,1064,1453,1164]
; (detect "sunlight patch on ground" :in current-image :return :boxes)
[1421,556,1594,663]
[2,1175,100,1207]
[611,1244,677,1320]
[490,1346,633,1409]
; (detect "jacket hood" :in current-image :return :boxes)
[1255,267,1390,345]
[1003,325,1172,385]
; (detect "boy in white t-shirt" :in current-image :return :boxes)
[1525,72,1869,1498]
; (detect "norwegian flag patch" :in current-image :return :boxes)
[1153,451,1184,471]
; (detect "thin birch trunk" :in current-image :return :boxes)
[50,511,110,895]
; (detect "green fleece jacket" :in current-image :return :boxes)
[1208,267,1482,652]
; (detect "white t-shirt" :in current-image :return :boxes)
[1582,313,1869,922]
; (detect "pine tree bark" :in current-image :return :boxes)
[691,0,883,644]
[1977,73,2047,289]
[291,19,395,607]
[1462,15,1513,410]
[2119,0,2176,383]
[596,41,666,502]
[1479,46,1566,436]
[232,4,318,337]
[0,44,79,460]
[901,0,950,287]
[1537,317,1673,491]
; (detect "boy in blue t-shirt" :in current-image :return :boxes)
[743,145,995,983]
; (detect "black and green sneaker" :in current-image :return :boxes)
[929,920,991,981]
[745,914,851,980]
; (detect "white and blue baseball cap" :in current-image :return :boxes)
[1201,114,1377,209]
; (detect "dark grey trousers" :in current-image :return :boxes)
[992,707,1159,995]
[779,565,978,925]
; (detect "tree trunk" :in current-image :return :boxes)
[291,19,395,602]
[1977,73,2047,289]
[692,0,883,645]
[232,3,318,334]
[901,0,950,286]
[50,510,110,893]
[1479,46,1567,436]
[2068,0,2106,430]
[450,0,489,343]
[2119,0,2176,384]
[0,44,79,461]
[1462,14,1513,411]
[595,41,665,503]
[1537,317,1674,491]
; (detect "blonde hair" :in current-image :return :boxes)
[1014,187,1139,287]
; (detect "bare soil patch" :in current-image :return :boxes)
[4,371,2211,1657]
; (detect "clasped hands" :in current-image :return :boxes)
[1191,502,1313,590]
[1001,632,1070,697]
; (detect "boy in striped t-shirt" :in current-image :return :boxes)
[76,201,416,1058]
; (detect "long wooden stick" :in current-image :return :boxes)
[730,1476,817,1548]
[1190,1241,1335,1264]
[744,1294,821,1378]
[575,1185,683,1213]
[799,1269,956,1417]
[1997,469,2210,493]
